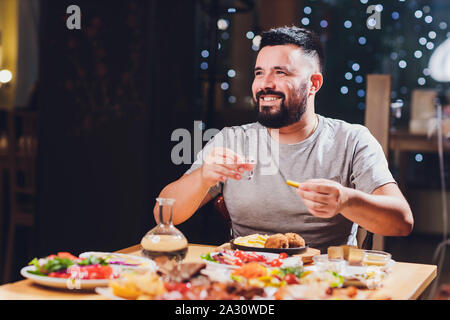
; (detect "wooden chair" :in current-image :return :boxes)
[3,110,38,283]
[359,74,392,251]
[213,75,392,251]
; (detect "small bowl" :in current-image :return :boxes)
[313,254,347,274]
[363,250,391,267]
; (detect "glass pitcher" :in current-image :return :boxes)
[140,198,188,262]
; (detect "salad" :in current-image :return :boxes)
[230,262,308,288]
[27,252,119,280]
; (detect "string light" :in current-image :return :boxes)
[301,17,310,26]
[227,69,236,78]
[425,15,433,24]
[217,19,229,30]
[246,31,255,39]
[414,50,423,58]
[345,72,353,80]
[399,60,407,68]
[344,20,352,29]
[414,10,423,18]
[320,20,328,28]
[340,86,349,94]
[375,4,383,12]
[201,50,209,58]
[303,6,312,14]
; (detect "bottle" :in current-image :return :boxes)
[140,198,188,262]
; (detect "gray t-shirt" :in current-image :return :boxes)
[185,114,396,253]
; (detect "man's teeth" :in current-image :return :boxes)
[262,97,280,101]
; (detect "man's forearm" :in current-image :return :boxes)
[154,167,211,225]
[341,188,413,236]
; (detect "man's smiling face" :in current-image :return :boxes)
[252,44,315,128]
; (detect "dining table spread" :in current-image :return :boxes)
[0,243,437,300]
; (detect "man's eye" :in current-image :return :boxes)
[276,71,286,75]
[255,71,263,76]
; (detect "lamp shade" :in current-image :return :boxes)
[429,38,450,83]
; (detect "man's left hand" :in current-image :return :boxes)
[296,179,350,218]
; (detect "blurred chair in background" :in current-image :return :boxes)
[3,110,38,283]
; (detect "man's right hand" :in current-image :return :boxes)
[201,147,253,188]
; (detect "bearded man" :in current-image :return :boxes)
[154,26,413,252]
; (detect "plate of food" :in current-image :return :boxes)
[79,252,156,271]
[97,262,270,300]
[230,233,308,255]
[20,252,127,290]
[304,246,396,289]
[201,249,303,269]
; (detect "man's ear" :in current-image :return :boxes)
[309,73,323,96]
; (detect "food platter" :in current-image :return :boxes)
[20,266,111,290]
[304,253,396,289]
[79,252,156,271]
[202,250,303,269]
[230,240,308,255]
[20,251,156,290]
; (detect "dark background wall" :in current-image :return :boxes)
[35,0,228,259]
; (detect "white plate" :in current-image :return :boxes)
[79,252,156,271]
[20,266,111,290]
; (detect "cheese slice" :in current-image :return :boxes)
[327,246,344,260]
[340,245,358,260]
[348,248,364,266]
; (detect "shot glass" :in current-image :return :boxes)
[241,156,256,180]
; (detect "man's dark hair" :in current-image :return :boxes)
[260,26,325,73]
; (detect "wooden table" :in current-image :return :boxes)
[0,244,437,300]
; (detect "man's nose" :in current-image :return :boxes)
[261,74,276,90]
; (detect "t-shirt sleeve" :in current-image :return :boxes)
[184,129,226,199]
[350,126,396,194]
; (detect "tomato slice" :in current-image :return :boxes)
[270,259,282,267]
[278,253,288,259]
[57,252,79,260]
[284,274,299,284]
[164,282,191,293]
[48,272,71,278]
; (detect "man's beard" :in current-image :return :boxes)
[254,86,308,129]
